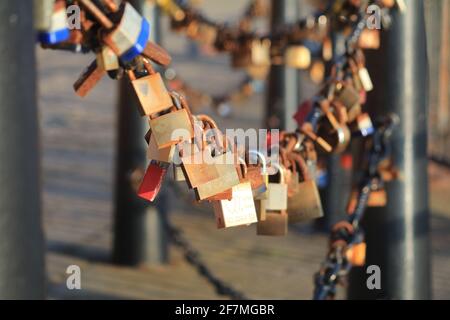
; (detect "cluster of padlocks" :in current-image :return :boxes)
[34,0,401,237]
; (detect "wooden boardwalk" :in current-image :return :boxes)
[37,1,450,299]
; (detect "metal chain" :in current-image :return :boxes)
[313,114,398,300]
[162,211,250,300]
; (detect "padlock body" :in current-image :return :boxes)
[285,46,311,69]
[264,183,288,211]
[37,2,70,44]
[147,133,176,163]
[103,3,150,62]
[213,182,258,229]
[288,180,324,223]
[131,72,173,116]
[96,46,120,71]
[149,109,194,149]
[137,162,167,202]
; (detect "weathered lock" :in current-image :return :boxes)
[247,150,269,199]
[264,163,288,211]
[102,2,151,62]
[137,161,169,202]
[129,60,173,116]
[73,59,106,97]
[285,45,311,69]
[96,46,119,71]
[147,131,176,163]
[37,0,70,45]
[256,210,288,236]
[149,92,195,149]
[212,160,258,229]
[317,110,351,154]
[335,82,360,110]
[287,153,324,223]
[193,119,241,201]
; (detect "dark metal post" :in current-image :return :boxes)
[348,0,431,299]
[0,1,46,299]
[112,0,169,266]
[266,0,299,131]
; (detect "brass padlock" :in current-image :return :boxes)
[212,160,258,229]
[264,163,288,211]
[287,152,324,223]
[317,108,351,154]
[129,60,173,116]
[256,210,288,236]
[254,198,266,221]
[149,92,195,149]
[193,117,241,201]
[285,45,311,69]
[335,82,360,110]
[346,242,367,267]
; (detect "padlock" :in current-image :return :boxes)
[96,46,119,71]
[102,2,151,62]
[284,45,311,69]
[37,0,70,45]
[180,119,219,189]
[353,51,374,92]
[256,210,288,236]
[317,109,351,154]
[309,60,326,84]
[147,131,176,163]
[334,82,360,110]
[149,92,195,149]
[263,163,288,211]
[212,160,258,229]
[193,118,241,201]
[128,60,173,116]
[247,150,269,199]
[73,60,106,97]
[287,152,324,223]
[137,161,169,202]
[358,29,380,50]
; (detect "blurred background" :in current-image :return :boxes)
[2,0,449,299]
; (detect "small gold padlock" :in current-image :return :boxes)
[256,210,288,236]
[129,60,173,116]
[263,163,288,211]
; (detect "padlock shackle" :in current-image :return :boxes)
[248,150,267,174]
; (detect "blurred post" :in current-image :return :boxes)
[348,0,431,299]
[112,0,169,266]
[266,0,299,131]
[0,1,46,298]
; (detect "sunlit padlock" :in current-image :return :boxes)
[247,150,269,199]
[36,0,70,45]
[191,117,241,201]
[263,163,288,211]
[284,45,311,69]
[287,152,324,223]
[128,60,173,116]
[137,161,170,202]
[147,130,176,163]
[102,2,151,62]
[212,160,258,229]
[73,59,106,97]
[149,92,195,149]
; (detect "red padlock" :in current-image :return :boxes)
[137,161,168,202]
[293,100,313,127]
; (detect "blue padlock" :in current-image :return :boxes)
[103,3,151,62]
